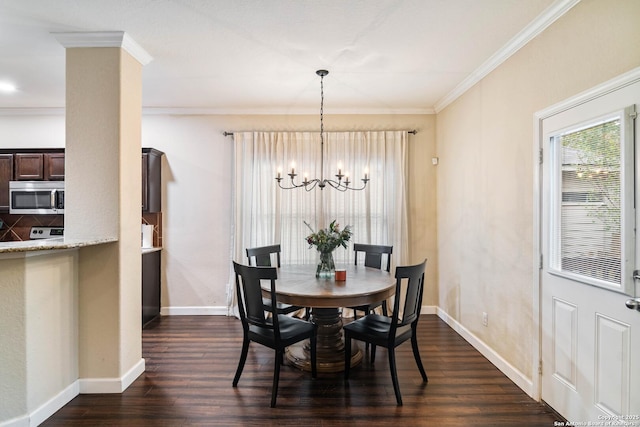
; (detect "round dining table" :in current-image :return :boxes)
[262,264,395,373]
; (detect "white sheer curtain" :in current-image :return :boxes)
[227,131,409,314]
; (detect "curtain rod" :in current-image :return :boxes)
[223,130,417,137]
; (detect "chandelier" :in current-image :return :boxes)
[275,70,369,192]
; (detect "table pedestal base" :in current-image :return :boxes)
[286,308,361,373]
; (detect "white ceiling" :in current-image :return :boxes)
[0,0,573,114]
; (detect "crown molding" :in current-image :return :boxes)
[0,106,434,117]
[434,0,581,113]
[140,107,435,115]
[52,31,153,66]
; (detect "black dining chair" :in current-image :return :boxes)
[246,244,308,318]
[348,243,393,318]
[343,259,428,406]
[232,261,317,407]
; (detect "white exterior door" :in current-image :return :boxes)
[540,78,640,422]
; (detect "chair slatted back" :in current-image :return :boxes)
[390,259,427,330]
[233,261,280,332]
[353,243,393,272]
[246,244,281,268]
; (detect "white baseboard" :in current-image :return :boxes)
[436,307,534,397]
[1,359,144,427]
[29,382,79,427]
[161,306,229,316]
[78,358,145,394]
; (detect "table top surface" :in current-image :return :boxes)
[262,264,395,308]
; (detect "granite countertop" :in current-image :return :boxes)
[0,237,118,254]
[0,238,164,255]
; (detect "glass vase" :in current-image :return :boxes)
[316,250,336,279]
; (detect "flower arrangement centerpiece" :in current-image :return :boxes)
[304,220,353,278]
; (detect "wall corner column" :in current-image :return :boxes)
[56,31,152,392]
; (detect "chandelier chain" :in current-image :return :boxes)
[319,71,325,181]
[320,72,324,143]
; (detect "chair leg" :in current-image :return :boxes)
[271,350,282,408]
[232,337,250,387]
[344,334,352,380]
[388,348,403,406]
[411,333,428,382]
[370,344,377,364]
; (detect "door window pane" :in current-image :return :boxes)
[552,117,622,286]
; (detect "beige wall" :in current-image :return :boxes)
[436,0,640,380]
[67,47,143,383]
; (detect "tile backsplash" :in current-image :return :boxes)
[143,212,163,248]
[0,214,63,241]
[0,212,163,246]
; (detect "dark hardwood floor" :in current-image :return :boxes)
[42,315,560,426]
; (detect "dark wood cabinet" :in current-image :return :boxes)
[44,153,65,180]
[14,153,44,180]
[12,151,65,181]
[142,148,163,213]
[142,250,161,327]
[0,154,13,211]
[1,149,64,212]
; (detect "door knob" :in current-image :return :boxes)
[625,297,640,311]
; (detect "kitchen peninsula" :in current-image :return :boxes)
[0,236,119,425]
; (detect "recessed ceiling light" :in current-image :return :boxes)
[0,82,18,93]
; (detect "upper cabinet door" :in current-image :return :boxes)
[44,153,65,180]
[14,153,44,180]
[142,148,163,213]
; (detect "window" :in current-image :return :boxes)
[549,111,634,291]
[231,131,408,269]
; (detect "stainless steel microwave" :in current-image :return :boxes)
[9,181,65,214]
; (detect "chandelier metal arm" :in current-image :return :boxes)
[276,175,321,191]
[324,177,369,192]
[276,175,369,192]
